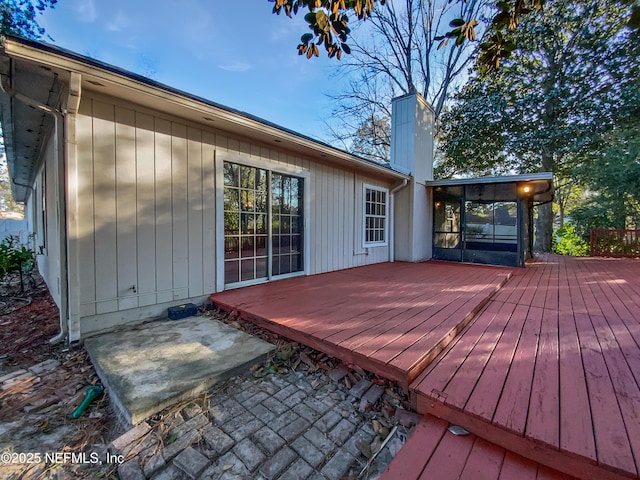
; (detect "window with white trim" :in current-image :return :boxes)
[363,184,388,247]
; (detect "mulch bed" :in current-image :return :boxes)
[0,275,63,372]
[0,275,116,480]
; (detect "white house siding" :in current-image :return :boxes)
[74,93,393,336]
[31,137,62,307]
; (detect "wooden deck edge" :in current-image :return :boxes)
[405,272,512,387]
[210,299,411,389]
[415,396,638,480]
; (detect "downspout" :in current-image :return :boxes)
[353,172,369,256]
[0,77,69,344]
[389,178,409,262]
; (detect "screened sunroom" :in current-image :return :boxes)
[427,173,554,267]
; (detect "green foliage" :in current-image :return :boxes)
[590,229,640,257]
[1,154,24,214]
[269,0,639,69]
[0,234,34,281]
[271,0,381,59]
[0,0,57,39]
[570,195,634,239]
[553,224,590,256]
[439,0,637,177]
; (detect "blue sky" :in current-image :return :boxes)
[38,0,346,140]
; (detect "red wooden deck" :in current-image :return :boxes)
[411,255,640,480]
[210,261,511,388]
[380,414,577,480]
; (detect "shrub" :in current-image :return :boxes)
[553,224,590,257]
[0,235,35,282]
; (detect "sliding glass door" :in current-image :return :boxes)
[223,162,304,286]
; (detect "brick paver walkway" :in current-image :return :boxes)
[112,368,415,480]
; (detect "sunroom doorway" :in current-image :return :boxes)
[223,162,304,286]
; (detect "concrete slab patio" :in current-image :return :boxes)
[85,316,274,425]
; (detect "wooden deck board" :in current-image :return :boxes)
[211,261,510,388]
[417,429,475,479]
[426,302,515,411]
[377,415,447,479]
[459,438,506,480]
[325,266,476,348]
[412,255,640,480]
[492,304,542,434]
[380,414,577,480]
[525,308,559,449]
[557,310,596,462]
[464,303,529,421]
[498,452,539,480]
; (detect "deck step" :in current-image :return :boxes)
[380,414,575,480]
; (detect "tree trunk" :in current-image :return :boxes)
[534,152,554,252]
[535,203,554,252]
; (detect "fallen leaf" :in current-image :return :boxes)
[317,361,331,371]
[300,352,317,371]
[356,439,372,459]
[371,436,383,455]
[372,419,382,434]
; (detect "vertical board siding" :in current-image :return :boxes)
[202,131,216,294]
[91,100,118,314]
[77,95,393,328]
[35,139,62,308]
[115,106,138,311]
[171,122,189,300]
[77,100,96,317]
[135,112,157,307]
[154,117,173,303]
[187,127,204,298]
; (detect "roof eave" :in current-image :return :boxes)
[2,37,408,182]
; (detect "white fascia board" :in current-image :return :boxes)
[4,39,408,181]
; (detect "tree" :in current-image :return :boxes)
[269,0,639,69]
[323,0,490,163]
[437,0,638,251]
[0,0,57,39]
[553,175,583,228]
[573,122,640,233]
[0,152,23,214]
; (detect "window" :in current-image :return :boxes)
[223,163,268,284]
[223,161,304,286]
[363,184,388,247]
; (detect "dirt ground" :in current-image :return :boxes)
[0,275,116,480]
[0,277,414,479]
[0,276,61,373]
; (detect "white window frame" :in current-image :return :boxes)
[362,183,389,248]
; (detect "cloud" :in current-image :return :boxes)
[73,0,97,23]
[106,11,130,32]
[217,62,252,73]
